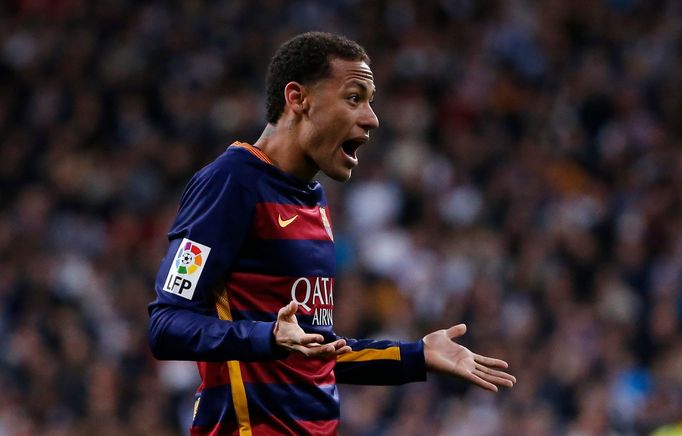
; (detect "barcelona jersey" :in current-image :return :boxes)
[148,142,426,435]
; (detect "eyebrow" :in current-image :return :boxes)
[347,80,376,96]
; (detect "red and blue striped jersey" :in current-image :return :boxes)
[148,142,426,435]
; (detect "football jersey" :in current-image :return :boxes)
[148,142,426,435]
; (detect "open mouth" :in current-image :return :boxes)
[341,137,367,160]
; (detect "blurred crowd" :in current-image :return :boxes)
[1,0,681,435]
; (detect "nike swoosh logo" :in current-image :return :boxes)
[278,214,298,228]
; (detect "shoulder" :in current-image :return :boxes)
[197,146,253,179]
[188,145,267,189]
[175,146,263,209]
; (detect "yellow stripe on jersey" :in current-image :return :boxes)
[193,397,200,421]
[336,346,401,362]
[216,293,253,436]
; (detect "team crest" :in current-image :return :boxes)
[320,207,334,241]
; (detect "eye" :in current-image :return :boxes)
[348,94,360,104]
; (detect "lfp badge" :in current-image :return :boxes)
[175,241,204,274]
[162,238,211,299]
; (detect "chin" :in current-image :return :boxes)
[325,168,353,182]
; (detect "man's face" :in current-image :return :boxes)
[299,58,379,182]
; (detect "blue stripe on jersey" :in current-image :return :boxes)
[247,382,339,422]
[194,382,339,425]
[236,239,336,277]
[255,186,327,207]
[226,148,327,207]
[193,385,237,428]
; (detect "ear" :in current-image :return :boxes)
[284,82,309,116]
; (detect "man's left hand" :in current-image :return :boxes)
[423,324,516,392]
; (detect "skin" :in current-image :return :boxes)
[255,58,378,182]
[257,58,516,391]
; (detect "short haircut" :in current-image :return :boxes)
[265,32,370,124]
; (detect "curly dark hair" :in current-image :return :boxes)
[265,32,370,124]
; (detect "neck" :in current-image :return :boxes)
[253,123,318,182]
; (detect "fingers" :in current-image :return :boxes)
[329,339,351,355]
[467,372,499,392]
[467,366,517,392]
[274,301,352,358]
[292,339,350,357]
[277,301,298,319]
[433,354,515,393]
[298,333,325,346]
[473,353,509,369]
[292,343,334,356]
[475,363,517,383]
[445,324,466,338]
[335,345,352,355]
[474,364,516,387]
[274,300,351,358]
[427,323,516,393]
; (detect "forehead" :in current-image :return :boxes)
[326,58,375,90]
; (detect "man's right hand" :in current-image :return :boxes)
[273,301,351,357]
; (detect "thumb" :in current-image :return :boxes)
[278,301,298,319]
[445,323,466,339]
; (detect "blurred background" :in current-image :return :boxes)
[1,0,681,435]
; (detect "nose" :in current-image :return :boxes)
[360,102,379,131]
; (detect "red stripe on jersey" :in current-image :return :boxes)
[250,419,338,436]
[226,272,335,317]
[239,353,336,385]
[226,272,292,313]
[252,203,333,241]
[190,422,237,436]
[196,361,231,390]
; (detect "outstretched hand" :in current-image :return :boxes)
[274,301,351,357]
[423,324,516,392]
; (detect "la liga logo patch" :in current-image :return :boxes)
[162,238,211,300]
[175,241,204,274]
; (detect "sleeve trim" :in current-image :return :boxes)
[336,346,400,363]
